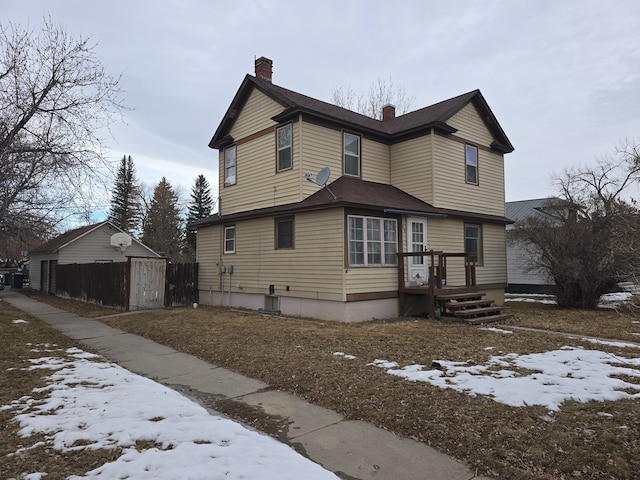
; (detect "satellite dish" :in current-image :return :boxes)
[315,167,331,186]
[110,232,132,252]
[304,166,337,201]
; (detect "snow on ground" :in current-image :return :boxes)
[478,327,513,334]
[333,351,356,359]
[505,291,634,308]
[367,346,640,411]
[2,344,339,480]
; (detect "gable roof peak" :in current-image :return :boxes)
[210,61,512,153]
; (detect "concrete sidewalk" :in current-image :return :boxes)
[3,289,491,480]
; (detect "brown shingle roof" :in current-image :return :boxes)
[193,177,512,228]
[30,222,106,254]
[209,75,514,153]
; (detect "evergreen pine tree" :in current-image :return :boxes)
[184,174,213,254]
[141,177,183,258]
[108,155,142,235]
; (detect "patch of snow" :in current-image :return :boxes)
[582,338,640,349]
[12,319,29,324]
[479,327,513,334]
[24,473,47,480]
[367,359,399,369]
[4,347,339,480]
[333,352,356,359]
[600,292,632,302]
[505,292,634,308]
[368,347,640,411]
[505,297,557,305]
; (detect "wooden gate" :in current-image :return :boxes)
[128,257,167,311]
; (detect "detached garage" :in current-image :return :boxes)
[29,221,158,294]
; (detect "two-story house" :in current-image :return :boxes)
[193,57,514,322]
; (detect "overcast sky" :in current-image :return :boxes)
[4,0,640,217]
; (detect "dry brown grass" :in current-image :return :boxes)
[0,299,121,479]
[3,290,640,479]
[98,300,640,479]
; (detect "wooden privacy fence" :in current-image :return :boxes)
[55,259,198,310]
[56,262,127,309]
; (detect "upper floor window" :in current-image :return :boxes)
[348,215,397,266]
[275,216,294,249]
[464,223,483,265]
[224,225,236,254]
[465,144,478,185]
[343,132,360,177]
[224,145,236,186]
[276,124,292,172]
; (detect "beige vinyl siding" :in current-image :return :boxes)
[220,90,304,215]
[299,121,343,194]
[425,217,506,286]
[431,103,506,215]
[389,135,434,203]
[206,209,345,301]
[220,132,301,214]
[431,136,505,215]
[299,123,391,186]
[229,89,282,140]
[447,103,495,146]
[480,223,507,285]
[425,217,466,285]
[361,138,391,183]
[345,268,397,295]
[56,226,155,264]
[196,226,221,290]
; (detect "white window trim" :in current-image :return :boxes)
[348,215,397,267]
[465,144,478,185]
[224,145,236,186]
[224,226,236,254]
[343,132,361,177]
[276,124,293,172]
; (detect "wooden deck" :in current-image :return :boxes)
[397,251,510,324]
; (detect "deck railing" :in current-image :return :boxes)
[396,250,477,318]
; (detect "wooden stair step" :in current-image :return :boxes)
[444,299,495,310]
[454,306,503,318]
[436,292,485,301]
[464,313,513,325]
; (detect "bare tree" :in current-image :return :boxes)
[0,17,126,246]
[552,140,640,218]
[331,76,416,119]
[512,140,640,308]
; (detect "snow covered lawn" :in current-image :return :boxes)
[365,343,640,411]
[2,342,338,480]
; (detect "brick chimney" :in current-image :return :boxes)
[255,56,273,82]
[382,104,396,121]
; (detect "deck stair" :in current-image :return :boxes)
[437,291,511,324]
